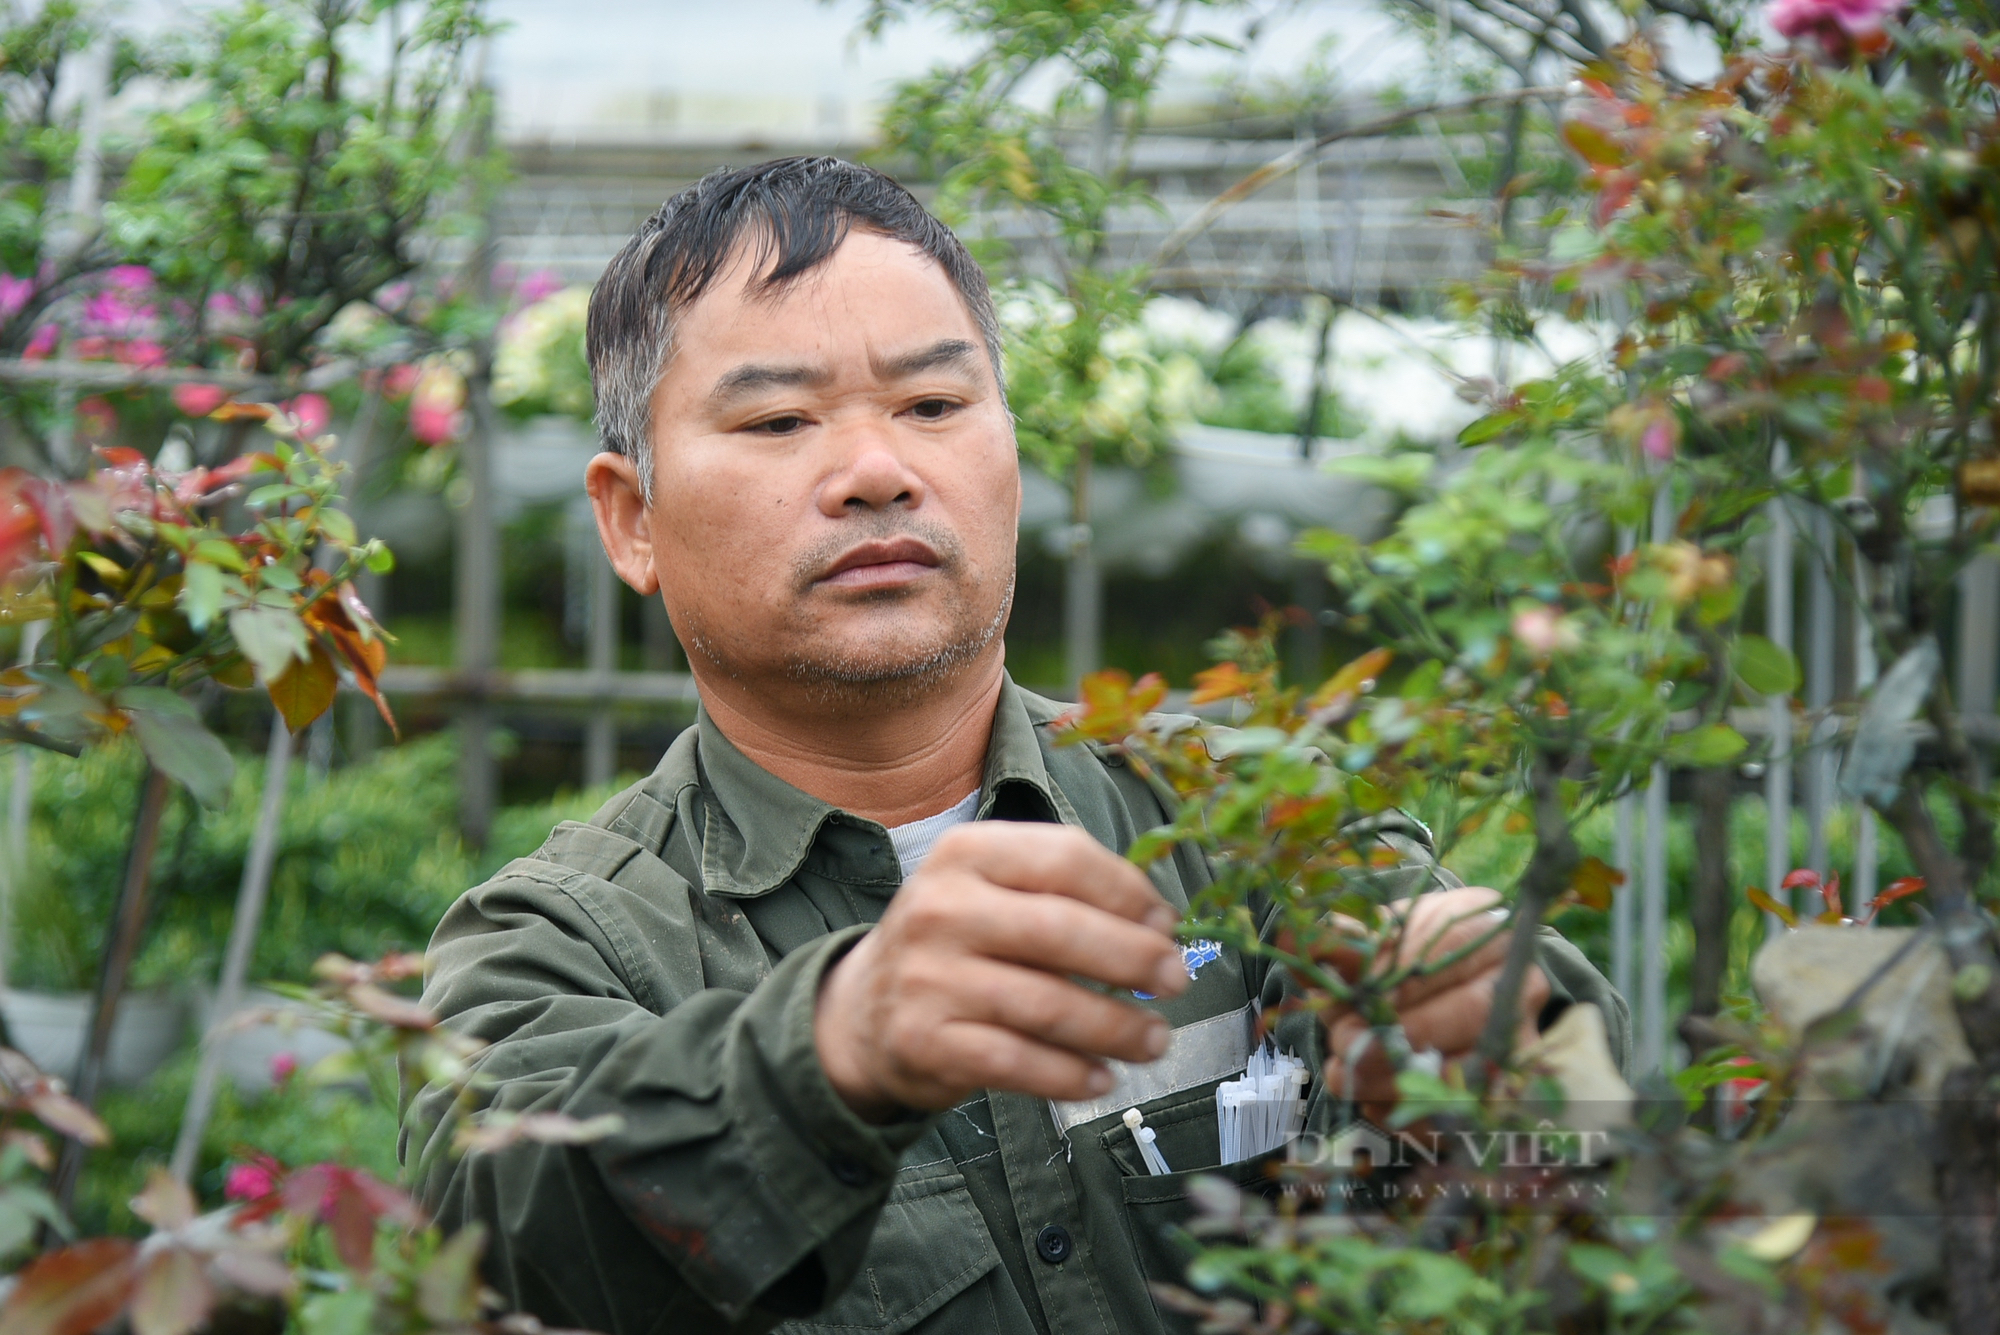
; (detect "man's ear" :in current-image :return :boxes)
[585,451,659,596]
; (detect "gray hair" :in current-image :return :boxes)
[585,156,1005,503]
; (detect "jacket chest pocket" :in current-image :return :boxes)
[1102,1083,1290,1334]
[775,1161,999,1335]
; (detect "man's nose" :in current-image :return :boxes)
[816,429,927,517]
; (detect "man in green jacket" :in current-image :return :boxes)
[406,156,1628,1335]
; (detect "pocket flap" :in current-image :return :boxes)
[777,1167,999,1335]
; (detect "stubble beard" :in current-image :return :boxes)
[683,518,1015,710]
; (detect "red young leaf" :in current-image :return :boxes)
[1,1239,139,1335]
[1863,876,1927,923]
[1780,868,1822,891]
[346,982,438,1030]
[1820,870,1842,917]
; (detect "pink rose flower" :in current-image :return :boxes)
[408,402,464,445]
[283,392,332,439]
[117,339,167,368]
[513,268,564,308]
[1640,415,1679,461]
[82,290,154,337]
[224,1160,279,1202]
[172,383,230,418]
[1769,0,1902,57]
[0,275,33,321]
[380,362,420,400]
[1512,605,1582,656]
[269,1050,298,1085]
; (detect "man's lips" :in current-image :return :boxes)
[814,536,943,590]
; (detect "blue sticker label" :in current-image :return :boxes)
[1182,939,1224,976]
[1135,939,1225,999]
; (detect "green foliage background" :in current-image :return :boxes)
[7,733,626,992]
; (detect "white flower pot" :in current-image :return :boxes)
[193,988,349,1096]
[2,988,188,1088]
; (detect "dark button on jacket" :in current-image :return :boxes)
[405,678,1629,1335]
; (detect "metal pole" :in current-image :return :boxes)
[457,57,501,847]
[1764,468,1795,933]
[1805,509,1836,882]
[583,537,619,788]
[1852,549,1878,921]
[170,717,293,1185]
[456,388,499,848]
[1611,524,1637,1005]
[47,38,111,478]
[1638,485,1672,1074]
[52,765,173,1213]
[1064,443,1100,692]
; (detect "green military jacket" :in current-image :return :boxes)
[407,677,1629,1335]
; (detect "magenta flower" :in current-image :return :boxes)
[269,1050,299,1085]
[0,275,33,321]
[82,289,155,337]
[104,265,155,291]
[22,324,58,360]
[172,383,230,418]
[1640,415,1679,461]
[117,339,167,368]
[225,1160,280,1202]
[514,268,564,308]
[1769,0,1902,55]
[283,393,331,439]
[408,402,463,444]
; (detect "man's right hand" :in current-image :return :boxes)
[814,823,1189,1122]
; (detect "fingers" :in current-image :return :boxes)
[1394,962,1548,1055]
[907,872,1187,999]
[1322,960,1552,1071]
[1383,888,1509,998]
[890,1020,1120,1106]
[925,822,1179,933]
[939,956,1170,1065]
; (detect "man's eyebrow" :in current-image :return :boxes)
[706,362,831,406]
[871,338,982,381]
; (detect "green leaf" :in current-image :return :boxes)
[1208,727,1289,758]
[316,507,357,547]
[227,604,309,683]
[298,1286,374,1335]
[416,1225,486,1325]
[1667,723,1747,766]
[191,539,247,572]
[1322,454,1433,495]
[1735,634,1800,696]
[1456,410,1522,446]
[179,561,225,632]
[124,704,235,808]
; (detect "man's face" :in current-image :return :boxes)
[643,230,1020,702]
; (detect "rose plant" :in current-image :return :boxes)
[0,949,616,1335]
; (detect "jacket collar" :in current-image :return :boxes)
[691,674,1067,900]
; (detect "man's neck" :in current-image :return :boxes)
[693,654,1006,828]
